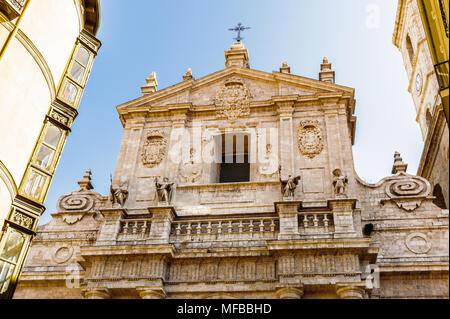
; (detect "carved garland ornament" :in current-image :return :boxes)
[141,130,167,168]
[214,77,252,121]
[297,120,323,158]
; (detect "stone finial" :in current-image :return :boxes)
[78,169,93,191]
[279,61,291,74]
[141,72,158,95]
[224,42,250,69]
[392,151,408,174]
[319,57,335,83]
[182,68,194,81]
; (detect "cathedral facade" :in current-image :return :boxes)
[14,42,449,299]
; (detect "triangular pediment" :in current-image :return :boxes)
[117,66,354,111]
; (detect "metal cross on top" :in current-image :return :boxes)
[228,23,251,42]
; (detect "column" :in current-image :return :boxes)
[137,287,166,299]
[335,283,366,299]
[275,284,304,299]
[83,288,110,299]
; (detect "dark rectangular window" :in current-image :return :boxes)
[219,134,250,183]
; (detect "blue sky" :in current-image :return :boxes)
[39,0,423,225]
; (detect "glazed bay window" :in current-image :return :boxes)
[20,122,65,203]
[58,44,94,108]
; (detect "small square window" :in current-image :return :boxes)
[35,145,55,170]
[70,61,85,83]
[75,47,90,67]
[43,125,62,148]
[61,81,78,104]
[24,171,46,199]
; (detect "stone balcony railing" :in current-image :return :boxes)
[298,212,334,236]
[170,216,279,241]
[117,219,152,241]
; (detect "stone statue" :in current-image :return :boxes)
[279,166,301,199]
[110,175,129,207]
[155,177,174,205]
[332,169,348,196]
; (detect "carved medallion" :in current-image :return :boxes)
[214,77,252,121]
[53,245,74,264]
[297,120,323,158]
[405,232,431,254]
[141,130,167,168]
[58,193,95,212]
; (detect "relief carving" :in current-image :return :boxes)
[141,130,167,168]
[214,77,252,122]
[405,232,432,254]
[384,174,431,211]
[297,120,323,158]
[179,148,202,184]
[11,211,34,230]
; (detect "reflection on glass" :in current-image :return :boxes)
[76,47,90,66]
[70,61,85,83]
[44,125,61,148]
[36,145,55,169]
[0,261,14,294]
[61,81,78,104]
[0,230,24,263]
[24,170,46,199]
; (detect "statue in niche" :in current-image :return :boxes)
[155,177,174,205]
[332,168,348,197]
[109,175,129,207]
[278,166,301,199]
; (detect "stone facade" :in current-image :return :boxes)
[393,0,449,209]
[14,42,449,299]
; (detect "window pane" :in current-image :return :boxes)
[36,145,55,169]
[24,171,46,199]
[44,125,62,148]
[75,47,90,66]
[0,261,14,294]
[61,81,78,104]
[0,229,25,263]
[70,61,85,83]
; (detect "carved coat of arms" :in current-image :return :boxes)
[297,120,323,158]
[141,130,167,168]
[214,77,252,121]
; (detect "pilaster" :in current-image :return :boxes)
[148,206,176,243]
[274,201,301,240]
[96,208,126,245]
[274,97,296,176]
[327,199,357,238]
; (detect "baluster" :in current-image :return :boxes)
[270,219,275,232]
[122,222,129,234]
[238,220,243,233]
[187,222,192,235]
[313,214,318,227]
[132,221,138,234]
[197,222,202,234]
[218,221,222,234]
[303,215,308,228]
[259,220,264,233]
[227,221,233,233]
[142,221,148,236]
[324,214,329,227]
[176,223,181,235]
[249,220,254,233]
[207,221,212,234]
